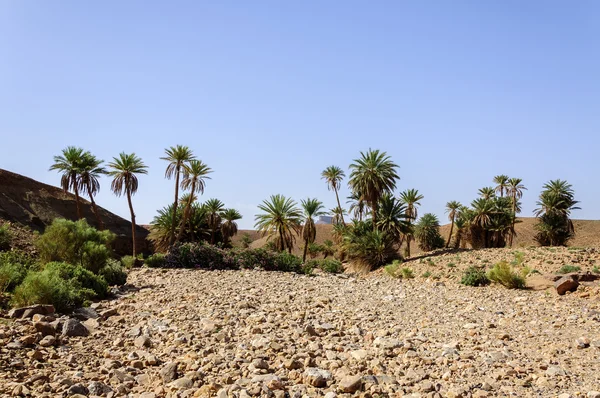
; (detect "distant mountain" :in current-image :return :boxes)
[0,168,149,255]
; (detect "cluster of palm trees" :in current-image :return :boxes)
[255,149,440,268]
[534,180,580,246]
[150,146,242,251]
[50,147,148,257]
[444,175,527,249]
[50,145,243,257]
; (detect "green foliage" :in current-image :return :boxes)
[144,253,166,268]
[461,266,490,287]
[422,271,432,278]
[12,262,107,312]
[0,224,12,251]
[511,251,525,266]
[487,261,526,289]
[36,219,114,273]
[593,266,600,274]
[400,267,414,278]
[0,251,39,293]
[240,233,253,249]
[534,180,580,246]
[414,213,445,252]
[342,221,398,271]
[305,258,343,274]
[307,242,323,259]
[557,264,581,274]
[120,255,137,269]
[384,260,413,279]
[99,260,128,286]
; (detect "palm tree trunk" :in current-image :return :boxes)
[176,181,195,244]
[303,240,308,262]
[279,228,285,252]
[87,181,104,230]
[334,187,345,224]
[406,236,411,258]
[372,202,377,231]
[169,166,181,246]
[126,189,137,258]
[74,183,83,220]
[446,218,454,248]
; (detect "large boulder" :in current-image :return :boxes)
[555,275,579,295]
[62,318,90,337]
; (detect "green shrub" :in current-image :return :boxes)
[385,260,413,279]
[144,253,166,268]
[304,259,343,274]
[0,251,38,293]
[240,233,253,249]
[11,263,103,312]
[120,255,136,269]
[557,265,581,274]
[461,266,490,287]
[400,267,414,279]
[36,219,114,273]
[593,266,600,274]
[415,214,445,252]
[270,251,303,272]
[301,262,315,275]
[343,222,398,271]
[422,271,432,278]
[99,260,127,286]
[487,261,525,289]
[307,242,323,259]
[0,224,12,251]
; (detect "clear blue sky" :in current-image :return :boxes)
[1,1,598,229]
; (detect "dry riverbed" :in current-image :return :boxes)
[2,248,600,397]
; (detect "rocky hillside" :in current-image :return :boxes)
[0,168,149,255]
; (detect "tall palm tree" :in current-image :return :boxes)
[50,146,86,219]
[255,194,302,253]
[221,208,242,247]
[399,189,424,257]
[478,187,496,200]
[493,175,510,197]
[445,200,462,248]
[78,152,107,229]
[471,198,494,247]
[300,198,326,262]
[507,178,526,246]
[161,145,196,246]
[204,198,225,244]
[348,149,399,230]
[107,153,148,258]
[176,160,212,243]
[321,166,346,225]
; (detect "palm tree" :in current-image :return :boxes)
[321,166,346,225]
[377,194,410,242]
[107,153,148,258]
[161,145,196,246]
[49,146,86,219]
[78,152,107,229]
[348,149,399,230]
[330,206,348,225]
[415,213,445,252]
[445,200,461,248]
[399,189,424,257]
[347,191,367,221]
[204,198,225,245]
[255,194,302,252]
[221,208,242,247]
[300,198,326,262]
[493,175,510,197]
[507,178,526,246]
[176,160,212,243]
[471,198,494,247]
[478,187,496,200]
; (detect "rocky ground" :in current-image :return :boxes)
[2,247,600,397]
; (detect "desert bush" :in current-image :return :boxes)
[239,233,253,249]
[165,242,227,269]
[144,253,166,268]
[415,214,445,252]
[307,242,323,259]
[384,260,413,279]
[461,266,490,287]
[120,255,136,269]
[487,261,525,289]
[11,262,104,312]
[36,219,115,273]
[0,224,12,251]
[304,258,343,274]
[558,264,581,274]
[99,260,128,286]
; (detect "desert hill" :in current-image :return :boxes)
[0,168,149,255]
[245,217,600,257]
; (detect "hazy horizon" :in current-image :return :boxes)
[2,1,598,229]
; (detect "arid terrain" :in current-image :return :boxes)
[3,247,600,397]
